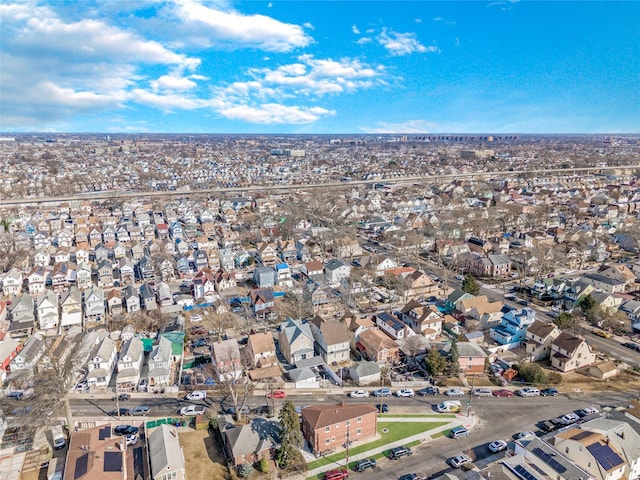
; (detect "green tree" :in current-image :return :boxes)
[449,339,460,376]
[578,294,596,314]
[461,274,480,296]
[517,363,547,385]
[276,400,305,470]
[237,463,254,478]
[553,312,576,330]
[425,347,447,376]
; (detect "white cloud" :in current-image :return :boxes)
[360,119,439,134]
[219,103,334,124]
[170,0,312,52]
[352,24,360,34]
[356,37,372,45]
[377,28,435,56]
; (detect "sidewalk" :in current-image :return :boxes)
[292,412,477,480]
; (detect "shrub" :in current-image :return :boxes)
[237,463,254,478]
[547,372,563,385]
[258,457,270,473]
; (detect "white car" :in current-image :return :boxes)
[488,440,508,453]
[516,431,535,439]
[517,388,540,397]
[561,413,579,425]
[125,434,138,446]
[473,388,492,397]
[577,407,598,417]
[396,389,414,397]
[449,454,472,468]
[445,389,465,397]
[349,390,370,398]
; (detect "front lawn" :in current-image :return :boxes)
[379,413,456,419]
[305,421,447,471]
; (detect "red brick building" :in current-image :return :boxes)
[301,403,378,456]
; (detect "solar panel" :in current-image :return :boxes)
[531,447,567,473]
[98,426,111,441]
[586,443,624,470]
[514,464,538,480]
[571,430,594,441]
[74,453,89,479]
[104,451,123,472]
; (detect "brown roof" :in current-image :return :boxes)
[527,320,559,339]
[248,332,276,355]
[552,331,586,354]
[302,403,377,429]
[319,320,350,346]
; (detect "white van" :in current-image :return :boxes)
[51,425,66,450]
[185,390,206,401]
[437,400,462,413]
[179,405,206,416]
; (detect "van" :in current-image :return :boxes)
[450,426,470,439]
[47,455,65,480]
[51,425,66,450]
[437,400,462,413]
[185,390,207,401]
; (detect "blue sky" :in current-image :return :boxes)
[1,1,638,134]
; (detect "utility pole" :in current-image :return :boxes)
[467,374,476,417]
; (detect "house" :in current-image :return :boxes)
[489,305,536,349]
[301,403,378,456]
[456,342,487,375]
[156,282,173,307]
[60,288,83,328]
[550,331,596,373]
[525,320,561,361]
[10,333,45,371]
[0,336,21,384]
[275,263,293,288]
[278,239,298,263]
[278,318,315,365]
[116,336,144,392]
[107,289,123,316]
[96,259,114,288]
[117,258,136,285]
[124,286,141,313]
[147,336,172,389]
[36,290,59,331]
[332,237,363,258]
[324,259,351,286]
[309,316,351,365]
[75,261,93,290]
[343,312,375,351]
[250,288,275,318]
[356,328,400,364]
[589,361,620,381]
[375,311,414,340]
[514,436,595,480]
[256,242,278,266]
[84,286,106,323]
[397,300,443,339]
[214,268,236,292]
[246,331,278,368]
[140,282,158,311]
[85,335,118,389]
[223,421,279,467]
[253,266,276,288]
[27,265,47,295]
[8,293,35,338]
[348,361,381,386]
[64,423,132,480]
[211,339,243,381]
[302,261,324,278]
[1,267,23,297]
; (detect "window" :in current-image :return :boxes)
[325,438,330,445]
[357,428,362,435]
[331,436,335,442]
[325,426,330,433]
[345,420,351,426]
[357,416,362,423]
[467,364,472,370]
[468,357,473,361]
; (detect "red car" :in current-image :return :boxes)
[325,468,349,480]
[492,389,514,397]
[267,390,287,399]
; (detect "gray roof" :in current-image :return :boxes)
[350,360,381,377]
[522,436,592,480]
[224,420,279,458]
[120,336,143,362]
[287,367,316,382]
[457,342,487,358]
[149,424,184,478]
[280,318,313,346]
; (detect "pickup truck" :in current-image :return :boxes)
[129,406,151,416]
[179,405,206,416]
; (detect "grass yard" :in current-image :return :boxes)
[179,428,231,480]
[305,421,447,471]
[379,413,456,419]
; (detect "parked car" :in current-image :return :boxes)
[185,390,207,401]
[398,474,422,480]
[129,406,151,416]
[518,300,530,306]
[473,388,492,397]
[540,388,558,397]
[449,454,472,468]
[267,389,287,399]
[125,434,138,446]
[5,391,24,400]
[418,386,440,396]
[354,458,376,472]
[114,425,139,436]
[492,389,514,397]
[576,407,599,417]
[324,468,349,480]
[191,326,206,335]
[396,388,414,397]
[622,342,640,352]
[179,405,206,416]
[488,440,508,453]
[227,405,251,415]
[517,388,540,397]
[516,431,535,439]
[373,388,392,397]
[112,393,131,402]
[450,426,470,439]
[561,413,580,425]
[445,388,465,397]
[388,446,412,460]
[376,404,389,413]
[108,408,130,417]
[349,390,369,398]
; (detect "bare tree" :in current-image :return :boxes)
[212,342,255,422]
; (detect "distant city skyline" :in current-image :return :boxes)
[1,1,638,134]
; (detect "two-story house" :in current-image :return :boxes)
[525,320,561,361]
[375,311,414,341]
[85,335,118,389]
[116,336,144,392]
[324,259,351,286]
[214,268,236,292]
[309,316,351,365]
[256,242,278,266]
[246,331,278,368]
[253,266,276,288]
[36,290,59,331]
[84,286,106,323]
[490,305,536,349]
[550,331,596,372]
[456,342,488,375]
[397,300,443,339]
[8,293,36,338]
[250,288,275,318]
[75,261,93,290]
[124,286,141,313]
[60,288,83,328]
[2,267,23,297]
[356,328,400,365]
[147,336,172,389]
[107,289,123,316]
[140,282,158,311]
[278,318,315,365]
[211,339,243,381]
[10,333,45,372]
